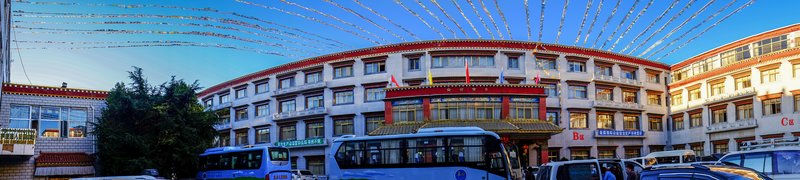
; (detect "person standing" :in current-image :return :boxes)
[625,164,639,180]
[603,167,617,180]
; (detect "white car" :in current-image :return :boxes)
[535,159,643,180]
[718,146,800,180]
[291,169,318,180]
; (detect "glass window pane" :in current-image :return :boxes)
[40,121,60,137]
[68,121,87,138]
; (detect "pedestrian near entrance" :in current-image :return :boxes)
[603,167,617,180]
[626,164,638,180]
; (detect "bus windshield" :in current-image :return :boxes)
[269,148,289,161]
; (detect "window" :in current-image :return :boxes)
[430,97,502,120]
[569,112,588,129]
[365,116,384,134]
[10,105,31,129]
[543,83,558,97]
[334,66,354,78]
[334,118,354,136]
[334,91,355,105]
[625,148,641,159]
[720,45,751,66]
[794,63,800,78]
[595,65,612,76]
[279,77,295,89]
[280,125,296,141]
[217,109,230,125]
[235,88,247,99]
[597,113,614,129]
[596,88,613,101]
[306,156,326,176]
[507,57,520,69]
[711,109,726,124]
[255,126,270,144]
[510,99,540,120]
[671,93,683,105]
[735,76,751,90]
[647,94,661,105]
[598,149,616,159]
[365,87,385,102]
[306,95,324,109]
[646,72,659,83]
[714,143,728,154]
[754,35,788,55]
[280,100,296,113]
[431,56,495,68]
[408,58,421,71]
[688,88,701,101]
[568,85,587,99]
[546,111,559,125]
[774,151,800,175]
[761,68,780,84]
[691,144,704,157]
[220,94,230,104]
[392,101,424,122]
[570,149,590,160]
[235,107,248,121]
[365,61,386,75]
[649,117,662,131]
[547,148,560,162]
[742,153,774,174]
[218,131,230,147]
[255,82,269,94]
[235,130,248,146]
[555,163,600,180]
[306,72,322,84]
[567,61,586,72]
[623,91,638,103]
[623,69,637,80]
[624,115,639,130]
[763,98,781,115]
[306,121,324,138]
[709,82,724,96]
[204,99,213,107]
[67,108,88,138]
[538,58,557,70]
[795,95,800,112]
[736,104,754,120]
[673,116,684,131]
[690,113,702,128]
[255,104,269,117]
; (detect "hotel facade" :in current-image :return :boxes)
[198,24,800,175]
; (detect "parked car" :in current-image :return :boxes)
[718,147,800,180]
[535,159,643,180]
[291,169,318,180]
[640,164,771,180]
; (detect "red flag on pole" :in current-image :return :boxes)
[465,60,471,84]
[390,75,400,87]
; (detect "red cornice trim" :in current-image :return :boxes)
[384,84,545,99]
[3,83,108,100]
[199,40,669,97]
[672,24,800,70]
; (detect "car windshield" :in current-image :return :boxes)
[300,170,313,175]
[774,150,800,174]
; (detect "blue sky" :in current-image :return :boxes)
[9,0,800,91]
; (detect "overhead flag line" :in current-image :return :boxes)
[599,0,641,49]
[574,0,594,45]
[466,0,495,39]
[609,0,654,51]
[639,0,716,56]
[395,0,446,39]
[431,0,469,38]
[582,0,605,46]
[493,0,512,40]
[591,0,621,48]
[450,0,483,38]
[353,0,420,40]
[478,0,504,39]
[324,0,407,42]
[555,0,569,44]
[627,0,698,55]
[415,0,458,38]
[619,0,681,53]
[646,0,737,59]
[277,0,388,44]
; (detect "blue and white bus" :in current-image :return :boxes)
[197,145,292,180]
[328,127,515,180]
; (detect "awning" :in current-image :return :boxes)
[369,120,562,136]
[35,166,95,176]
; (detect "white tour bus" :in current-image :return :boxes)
[197,145,292,180]
[327,127,518,180]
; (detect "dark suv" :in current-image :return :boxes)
[640,164,771,180]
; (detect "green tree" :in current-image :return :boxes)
[93,67,218,178]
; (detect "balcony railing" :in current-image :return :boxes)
[704,87,756,104]
[706,119,758,133]
[0,128,36,156]
[213,123,231,130]
[593,75,643,86]
[272,107,327,121]
[594,129,645,138]
[209,102,232,111]
[686,100,704,109]
[273,82,327,96]
[540,70,560,79]
[593,100,644,110]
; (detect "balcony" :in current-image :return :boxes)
[273,82,327,96]
[686,100,704,109]
[272,107,327,121]
[213,122,231,130]
[593,100,644,110]
[704,87,756,105]
[594,129,646,138]
[209,102,232,111]
[706,119,758,133]
[593,75,643,86]
[539,69,560,79]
